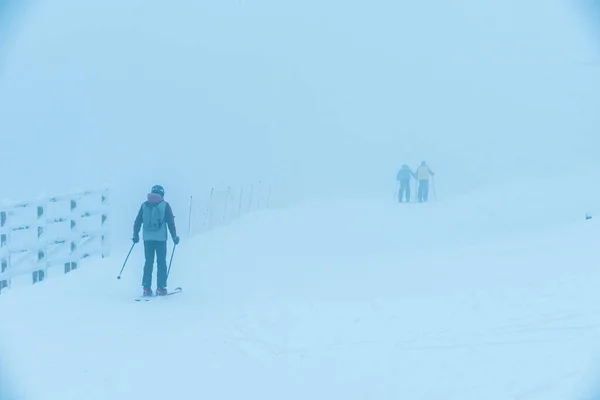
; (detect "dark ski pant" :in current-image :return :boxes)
[417,179,429,202]
[398,179,411,202]
[142,240,168,289]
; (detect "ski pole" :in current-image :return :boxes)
[117,242,136,280]
[432,176,437,201]
[166,243,177,280]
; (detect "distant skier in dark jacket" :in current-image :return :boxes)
[132,185,179,297]
[396,164,416,203]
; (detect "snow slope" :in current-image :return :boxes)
[2,178,600,400]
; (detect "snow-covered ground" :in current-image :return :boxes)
[2,177,600,400]
[1,0,600,397]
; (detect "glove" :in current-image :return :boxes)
[132,235,139,244]
[173,236,180,245]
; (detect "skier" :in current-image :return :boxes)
[415,161,435,202]
[396,164,416,203]
[132,185,180,297]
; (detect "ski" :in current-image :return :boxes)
[135,286,182,301]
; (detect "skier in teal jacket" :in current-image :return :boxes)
[132,185,180,297]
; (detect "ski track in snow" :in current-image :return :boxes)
[2,189,600,399]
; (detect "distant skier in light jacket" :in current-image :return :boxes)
[415,161,435,202]
[396,164,416,203]
[132,185,179,297]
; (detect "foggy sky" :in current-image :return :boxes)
[0,0,599,232]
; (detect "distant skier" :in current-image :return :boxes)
[415,161,435,202]
[396,164,416,203]
[132,185,180,297]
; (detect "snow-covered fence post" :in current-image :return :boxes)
[65,197,78,274]
[34,201,48,283]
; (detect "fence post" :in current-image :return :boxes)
[237,186,244,218]
[203,188,214,230]
[248,184,254,212]
[36,203,47,280]
[101,189,110,258]
[0,210,7,293]
[65,198,78,274]
[25,200,45,284]
[223,187,231,223]
[187,195,193,238]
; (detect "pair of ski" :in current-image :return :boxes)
[135,286,182,302]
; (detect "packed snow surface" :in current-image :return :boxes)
[2,181,600,399]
